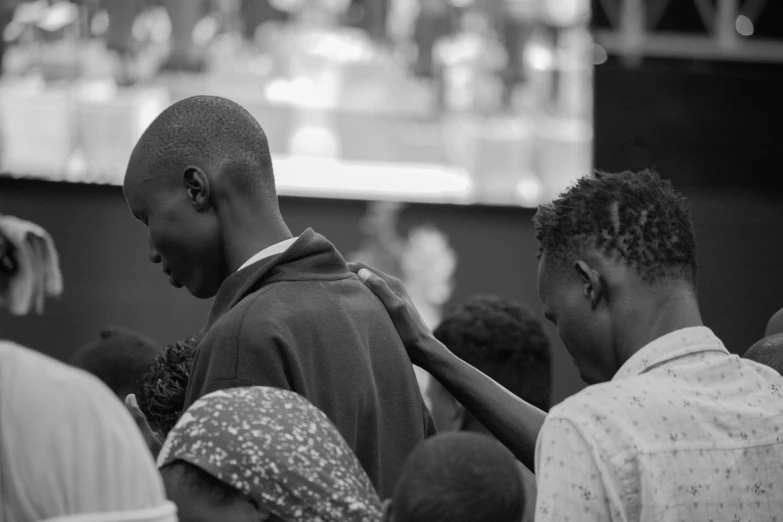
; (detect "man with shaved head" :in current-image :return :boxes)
[123,95,436,497]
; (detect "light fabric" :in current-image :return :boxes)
[236,237,298,272]
[535,326,783,521]
[0,341,177,522]
[158,386,382,522]
[0,215,63,315]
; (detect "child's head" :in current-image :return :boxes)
[386,432,524,522]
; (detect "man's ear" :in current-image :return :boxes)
[183,167,211,212]
[382,499,394,522]
[574,260,604,309]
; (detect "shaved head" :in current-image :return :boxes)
[127,95,276,199]
[123,96,290,299]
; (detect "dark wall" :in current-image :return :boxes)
[1,175,781,406]
[0,177,582,404]
[594,58,783,193]
[592,58,783,353]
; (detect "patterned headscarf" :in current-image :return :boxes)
[157,387,382,522]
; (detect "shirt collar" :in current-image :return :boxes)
[237,237,298,272]
[612,326,729,382]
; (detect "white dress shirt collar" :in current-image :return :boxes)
[236,237,298,272]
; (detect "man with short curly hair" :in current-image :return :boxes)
[351,169,783,521]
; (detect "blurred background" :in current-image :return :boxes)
[0,0,781,405]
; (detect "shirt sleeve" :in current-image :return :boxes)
[534,417,614,522]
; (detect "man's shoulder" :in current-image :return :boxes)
[548,375,667,429]
[548,381,624,423]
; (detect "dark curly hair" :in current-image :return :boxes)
[137,334,199,437]
[434,295,551,411]
[533,169,698,285]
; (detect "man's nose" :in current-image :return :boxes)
[148,238,161,264]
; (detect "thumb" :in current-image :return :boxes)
[125,394,146,421]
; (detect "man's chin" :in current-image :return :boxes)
[186,281,220,300]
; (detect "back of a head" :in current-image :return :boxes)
[765,308,783,337]
[744,333,783,375]
[533,169,698,287]
[393,432,524,522]
[128,95,276,200]
[70,326,160,398]
[434,295,551,411]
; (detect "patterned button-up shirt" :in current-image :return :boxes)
[535,327,783,521]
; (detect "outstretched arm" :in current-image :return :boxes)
[349,262,547,471]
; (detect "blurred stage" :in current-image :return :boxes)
[0,0,593,207]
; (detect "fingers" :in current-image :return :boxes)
[125,393,149,424]
[347,261,382,277]
[347,262,403,290]
[126,393,164,455]
[356,268,404,312]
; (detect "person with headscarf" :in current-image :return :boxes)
[0,340,177,522]
[157,386,383,522]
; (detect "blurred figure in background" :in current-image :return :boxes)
[0,341,176,522]
[102,0,208,82]
[412,0,452,111]
[160,0,208,71]
[239,0,288,43]
[345,0,389,43]
[744,333,783,375]
[158,386,383,522]
[495,0,533,108]
[385,432,524,522]
[427,294,548,522]
[0,0,21,76]
[70,325,161,400]
[428,294,550,431]
[103,0,145,57]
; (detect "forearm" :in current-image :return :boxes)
[420,336,546,471]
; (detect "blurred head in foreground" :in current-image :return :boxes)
[0,341,176,522]
[385,432,524,522]
[70,325,160,399]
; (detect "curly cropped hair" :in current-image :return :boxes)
[137,334,199,437]
[533,169,698,285]
[434,295,551,411]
